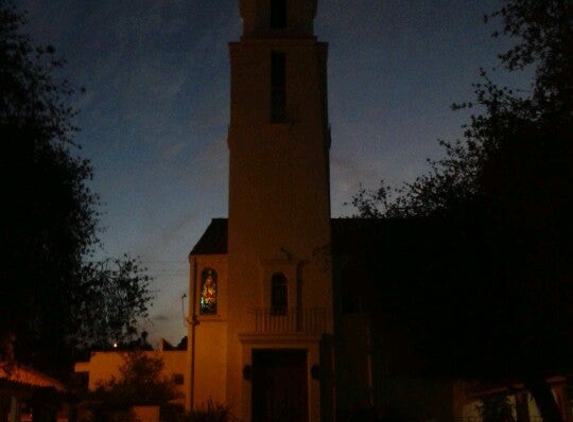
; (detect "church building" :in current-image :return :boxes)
[185,1,475,421]
[73,1,573,422]
[187,1,336,421]
[178,0,573,421]
[70,2,466,420]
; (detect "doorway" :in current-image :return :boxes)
[252,349,308,422]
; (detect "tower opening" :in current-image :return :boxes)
[270,0,287,29]
[270,51,286,122]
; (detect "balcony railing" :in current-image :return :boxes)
[249,307,327,333]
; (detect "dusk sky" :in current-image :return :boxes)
[15,0,524,347]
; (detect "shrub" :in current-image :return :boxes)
[189,400,238,422]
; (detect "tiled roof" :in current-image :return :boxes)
[0,361,66,392]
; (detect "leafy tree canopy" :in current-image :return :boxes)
[0,0,153,376]
[352,0,571,219]
[351,0,571,420]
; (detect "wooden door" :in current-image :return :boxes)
[252,349,308,422]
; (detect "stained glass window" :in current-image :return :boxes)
[200,268,217,315]
[271,272,287,315]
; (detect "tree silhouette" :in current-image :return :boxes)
[351,1,572,421]
[0,0,153,376]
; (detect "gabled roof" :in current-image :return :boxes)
[189,217,399,257]
[189,218,228,255]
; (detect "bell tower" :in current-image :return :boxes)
[228,0,331,267]
[240,0,317,38]
[226,0,333,420]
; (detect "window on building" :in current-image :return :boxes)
[172,373,184,385]
[200,268,217,315]
[270,0,287,29]
[270,51,286,122]
[271,272,288,315]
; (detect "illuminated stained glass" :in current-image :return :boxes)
[200,268,217,315]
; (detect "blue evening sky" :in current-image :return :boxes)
[15,0,526,346]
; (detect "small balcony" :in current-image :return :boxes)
[250,307,327,333]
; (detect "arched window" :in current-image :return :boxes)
[200,268,217,315]
[271,272,288,315]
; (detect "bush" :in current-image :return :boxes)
[92,352,179,407]
[189,400,238,422]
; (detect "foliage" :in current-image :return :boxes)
[351,0,571,420]
[351,0,572,359]
[94,351,179,407]
[352,0,571,220]
[476,395,516,422]
[189,400,238,422]
[1,0,94,371]
[0,0,153,375]
[73,257,154,353]
[156,401,238,422]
